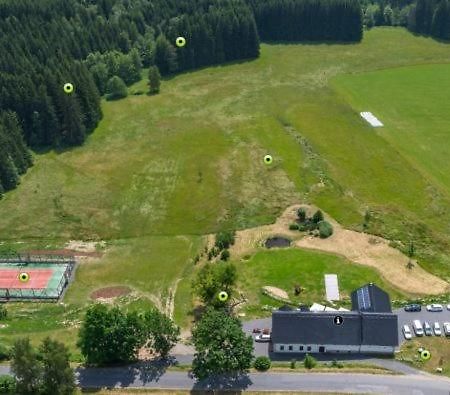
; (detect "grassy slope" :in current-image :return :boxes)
[0,28,450,348]
[332,63,450,277]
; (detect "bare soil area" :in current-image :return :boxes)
[90,286,131,300]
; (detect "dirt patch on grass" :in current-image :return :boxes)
[27,249,102,258]
[230,205,302,257]
[232,204,449,296]
[294,206,448,296]
[262,286,290,301]
[90,286,131,300]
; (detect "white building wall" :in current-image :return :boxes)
[273,343,393,354]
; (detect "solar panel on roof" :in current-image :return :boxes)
[357,286,371,310]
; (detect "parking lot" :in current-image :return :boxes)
[395,306,450,343]
[242,305,450,358]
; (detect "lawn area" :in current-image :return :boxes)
[1,27,450,347]
[237,248,404,317]
[397,337,450,377]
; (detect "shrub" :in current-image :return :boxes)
[289,223,299,231]
[290,358,296,369]
[297,208,307,222]
[220,249,230,261]
[254,356,271,371]
[331,358,343,368]
[304,353,317,369]
[0,375,15,394]
[318,221,333,238]
[0,305,6,320]
[106,76,128,101]
[0,344,10,361]
[215,231,235,250]
[312,210,324,223]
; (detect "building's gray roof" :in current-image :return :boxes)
[272,311,362,345]
[272,310,398,347]
[351,283,392,313]
[361,313,399,346]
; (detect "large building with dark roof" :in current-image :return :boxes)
[271,283,398,355]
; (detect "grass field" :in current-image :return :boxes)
[397,337,450,377]
[1,27,450,351]
[237,249,404,317]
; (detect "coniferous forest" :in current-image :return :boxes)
[1,0,368,195]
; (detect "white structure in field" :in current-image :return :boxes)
[325,274,340,301]
[360,111,383,127]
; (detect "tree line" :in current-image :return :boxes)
[361,0,450,41]
[248,0,363,42]
[409,0,450,39]
[0,0,366,197]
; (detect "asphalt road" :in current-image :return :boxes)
[2,355,450,393]
[4,365,447,394]
[63,369,450,393]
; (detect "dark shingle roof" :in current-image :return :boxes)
[361,313,399,346]
[351,283,392,313]
[272,311,362,345]
[272,310,398,347]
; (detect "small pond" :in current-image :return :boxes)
[265,237,291,249]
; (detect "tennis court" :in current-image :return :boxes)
[0,256,75,300]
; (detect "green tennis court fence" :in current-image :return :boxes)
[0,255,75,301]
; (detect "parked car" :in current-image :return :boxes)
[434,322,442,336]
[255,334,271,342]
[252,328,261,334]
[426,304,443,312]
[413,320,424,336]
[447,304,450,311]
[262,328,271,335]
[402,324,412,340]
[443,322,450,337]
[423,321,433,336]
[404,304,421,312]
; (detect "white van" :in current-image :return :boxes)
[413,320,424,336]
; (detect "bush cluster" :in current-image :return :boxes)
[292,209,333,239]
[0,375,15,394]
[254,356,271,371]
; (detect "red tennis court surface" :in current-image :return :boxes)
[0,269,53,289]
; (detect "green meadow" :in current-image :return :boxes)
[1,28,450,350]
[237,249,404,318]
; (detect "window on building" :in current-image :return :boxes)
[300,346,304,351]
[307,346,311,351]
[288,345,293,351]
[280,345,285,351]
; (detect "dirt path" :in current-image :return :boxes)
[231,204,449,296]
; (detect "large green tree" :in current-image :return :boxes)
[192,263,237,308]
[192,308,253,380]
[144,309,180,357]
[39,337,76,395]
[10,338,42,395]
[77,304,145,365]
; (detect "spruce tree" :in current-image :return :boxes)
[148,66,161,94]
